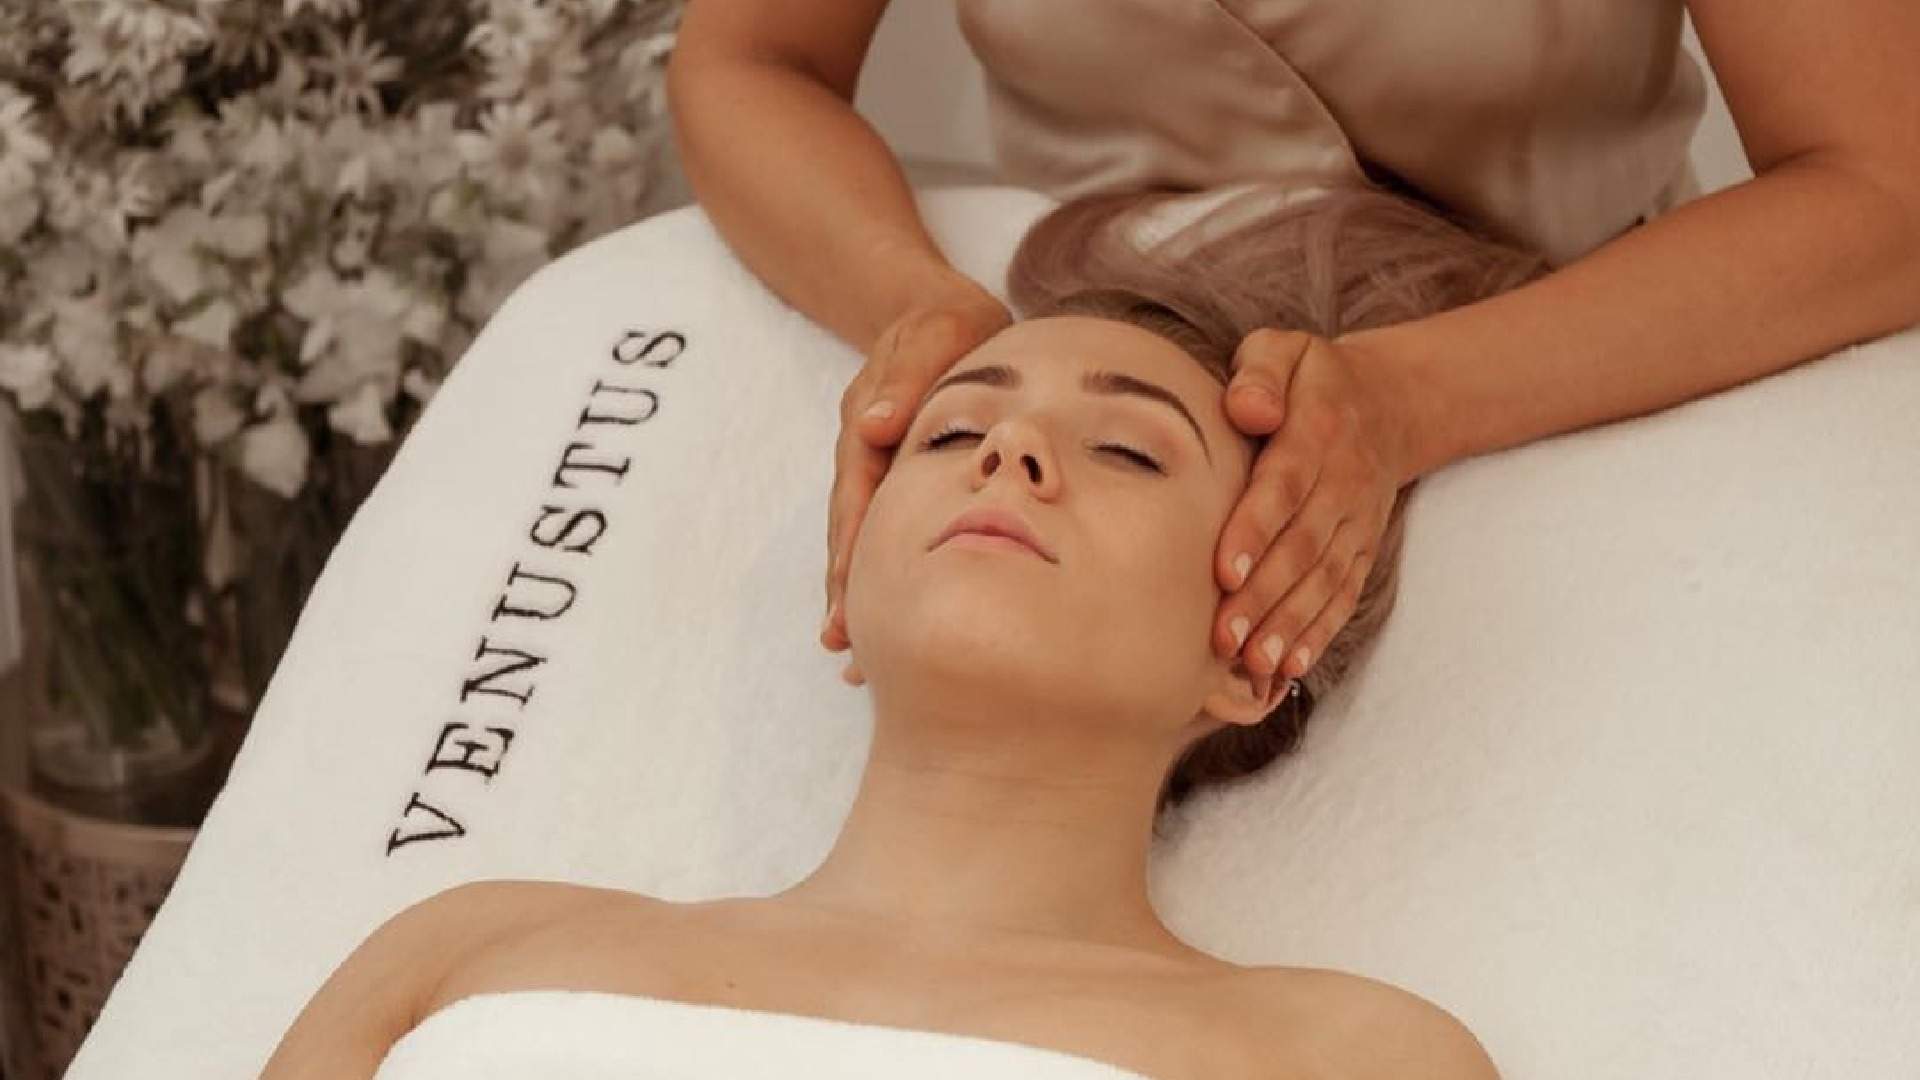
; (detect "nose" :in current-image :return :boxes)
[971,419,1060,498]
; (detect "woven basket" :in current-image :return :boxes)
[0,782,195,1080]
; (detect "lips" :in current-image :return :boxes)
[931,505,1058,563]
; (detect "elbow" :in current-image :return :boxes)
[1800,146,1920,262]
[1774,145,1920,324]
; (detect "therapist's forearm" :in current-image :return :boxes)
[1343,152,1920,486]
[667,56,992,356]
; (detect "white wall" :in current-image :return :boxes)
[1681,15,1755,194]
[856,3,1756,195]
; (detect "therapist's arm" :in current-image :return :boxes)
[1346,0,1920,486]
[667,0,1001,357]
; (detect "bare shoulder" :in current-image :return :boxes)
[260,879,642,1079]
[406,879,658,1008]
[415,877,642,931]
[1235,966,1501,1080]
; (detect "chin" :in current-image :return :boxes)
[858,587,1065,686]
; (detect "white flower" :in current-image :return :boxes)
[238,412,310,499]
[426,182,483,234]
[480,33,588,110]
[299,111,397,199]
[63,9,140,85]
[51,294,132,401]
[110,153,165,227]
[405,102,463,188]
[62,3,199,124]
[578,126,653,235]
[248,57,315,122]
[401,368,440,406]
[125,196,260,316]
[237,381,312,496]
[200,168,241,210]
[172,297,239,351]
[588,125,641,170]
[131,205,214,304]
[49,158,160,252]
[204,0,281,71]
[455,101,567,207]
[144,328,236,396]
[283,264,416,404]
[618,31,677,119]
[103,393,152,458]
[327,379,391,445]
[97,0,211,58]
[282,264,345,361]
[158,101,217,169]
[235,115,297,175]
[142,336,196,396]
[467,0,562,60]
[312,23,403,118]
[0,85,52,193]
[577,0,625,27]
[284,0,361,19]
[191,385,246,445]
[0,342,58,411]
[209,210,270,258]
[35,243,105,301]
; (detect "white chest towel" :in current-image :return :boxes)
[371,990,1157,1080]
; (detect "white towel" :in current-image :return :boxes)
[67,186,1920,1080]
[371,990,1154,1079]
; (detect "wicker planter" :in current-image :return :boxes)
[0,780,198,1080]
[0,552,244,1079]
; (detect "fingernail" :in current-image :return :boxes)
[863,400,895,421]
[1262,635,1285,670]
[1291,645,1312,676]
[1231,552,1253,588]
[1229,615,1250,651]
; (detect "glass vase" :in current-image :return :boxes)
[7,404,222,828]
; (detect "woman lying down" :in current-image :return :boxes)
[261,183,1546,1080]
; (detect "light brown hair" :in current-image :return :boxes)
[997,183,1549,825]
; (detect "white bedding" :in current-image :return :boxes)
[370,990,1153,1079]
[67,185,1920,1079]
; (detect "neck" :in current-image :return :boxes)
[776,680,1204,961]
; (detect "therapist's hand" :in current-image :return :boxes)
[824,289,1013,681]
[1213,328,1415,693]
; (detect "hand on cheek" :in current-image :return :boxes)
[1211,329,1411,685]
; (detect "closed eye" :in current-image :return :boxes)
[918,426,1165,475]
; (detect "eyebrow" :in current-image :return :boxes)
[923,363,1213,463]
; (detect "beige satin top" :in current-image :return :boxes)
[953,0,1709,268]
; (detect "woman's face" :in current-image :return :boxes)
[843,314,1267,735]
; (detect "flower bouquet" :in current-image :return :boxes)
[0,0,685,824]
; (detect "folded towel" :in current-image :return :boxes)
[67,186,1920,1080]
[371,990,1155,1079]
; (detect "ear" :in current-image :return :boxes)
[1196,651,1290,730]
